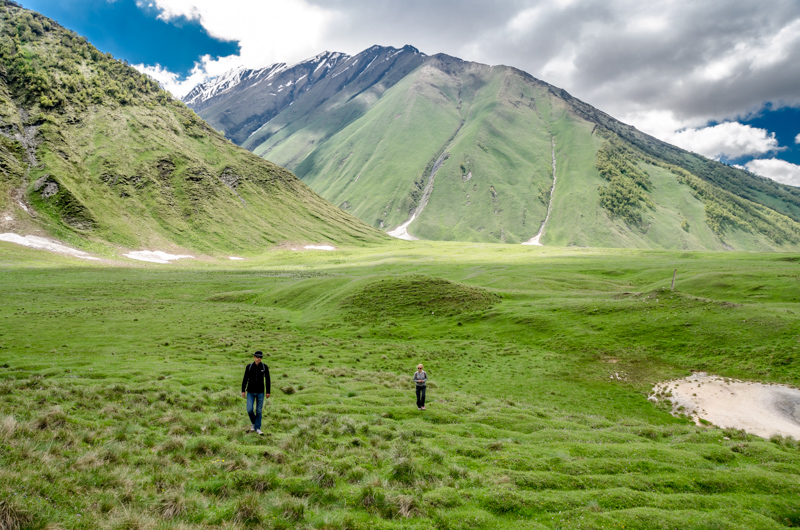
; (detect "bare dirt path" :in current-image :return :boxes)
[651,372,800,439]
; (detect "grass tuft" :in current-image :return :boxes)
[0,500,33,530]
[279,496,306,522]
[233,493,263,525]
[158,491,189,520]
[32,407,66,430]
[0,416,17,441]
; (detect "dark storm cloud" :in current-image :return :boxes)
[312,0,800,131]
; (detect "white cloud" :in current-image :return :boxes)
[134,0,337,97]
[666,122,781,160]
[460,0,800,139]
[128,0,800,142]
[795,133,800,144]
[617,110,708,142]
[745,158,800,187]
[133,53,243,96]
[507,6,546,35]
[132,63,200,97]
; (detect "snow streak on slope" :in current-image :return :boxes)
[388,149,450,241]
[523,139,557,246]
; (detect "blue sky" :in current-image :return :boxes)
[740,107,800,166]
[19,0,238,71]
[17,0,800,186]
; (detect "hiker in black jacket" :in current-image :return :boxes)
[241,351,271,435]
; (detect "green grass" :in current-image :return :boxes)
[2,241,800,529]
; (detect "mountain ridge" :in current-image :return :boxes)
[184,45,800,251]
[186,45,426,146]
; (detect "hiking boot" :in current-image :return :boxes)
[421,406,426,410]
[256,429,264,436]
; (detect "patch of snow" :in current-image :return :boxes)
[247,120,271,139]
[331,66,352,78]
[183,65,251,105]
[362,56,377,72]
[387,215,418,241]
[124,251,194,264]
[524,233,543,246]
[17,201,29,212]
[4,216,11,221]
[304,245,336,251]
[229,256,245,260]
[263,63,289,81]
[249,77,268,89]
[0,233,100,260]
[651,373,800,440]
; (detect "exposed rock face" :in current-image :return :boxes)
[41,181,58,198]
[218,168,240,190]
[183,46,427,146]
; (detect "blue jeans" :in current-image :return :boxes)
[416,386,426,408]
[246,392,265,430]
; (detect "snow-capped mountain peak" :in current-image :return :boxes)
[182,51,352,111]
[182,45,426,144]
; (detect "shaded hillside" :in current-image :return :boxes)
[187,46,800,251]
[187,45,427,148]
[0,2,384,254]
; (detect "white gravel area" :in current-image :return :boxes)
[651,372,800,439]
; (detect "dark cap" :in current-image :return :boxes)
[253,351,263,358]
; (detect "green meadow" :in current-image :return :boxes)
[1,241,800,529]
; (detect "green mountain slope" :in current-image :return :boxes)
[213,51,800,251]
[0,2,383,254]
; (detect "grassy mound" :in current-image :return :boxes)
[343,274,499,321]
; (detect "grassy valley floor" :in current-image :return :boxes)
[1,241,799,529]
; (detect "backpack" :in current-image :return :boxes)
[247,362,266,376]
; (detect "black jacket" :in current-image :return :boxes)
[242,361,271,394]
